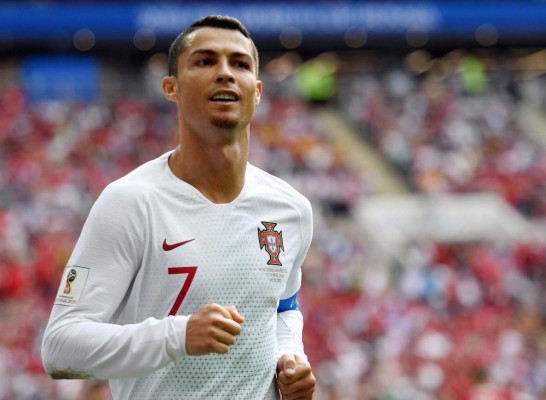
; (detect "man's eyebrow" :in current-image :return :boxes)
[189,49,252,59]
[188,49,217,58]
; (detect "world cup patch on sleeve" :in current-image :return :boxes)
[54,266,90,306]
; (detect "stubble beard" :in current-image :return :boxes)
[210,116,239,129]
[209,104,254,131]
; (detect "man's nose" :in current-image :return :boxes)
[215,60,235,83]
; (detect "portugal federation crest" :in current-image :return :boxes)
[258,221,284,266]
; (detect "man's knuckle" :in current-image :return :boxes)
[205,326,216,336]
[201,304,214,312]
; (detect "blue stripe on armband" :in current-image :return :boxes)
[277,291,299,312]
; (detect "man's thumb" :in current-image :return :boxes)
[283,354,296,377]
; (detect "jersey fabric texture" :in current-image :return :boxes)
[41,151,313,400]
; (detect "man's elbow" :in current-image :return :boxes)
[42,352,95,380]
[46,368,95,380]
[41,333,94,380]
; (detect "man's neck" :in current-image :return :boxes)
[168,131,249,204]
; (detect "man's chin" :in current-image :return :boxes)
[211,117,239,129]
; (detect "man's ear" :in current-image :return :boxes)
[162,76,178,103]
[255,80,263,105]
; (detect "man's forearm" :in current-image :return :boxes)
[42,314,189,379]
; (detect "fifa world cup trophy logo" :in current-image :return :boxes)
[64,269,78,294]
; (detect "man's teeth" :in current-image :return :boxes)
[212,93,237,101]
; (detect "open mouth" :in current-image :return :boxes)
[210,92,239,102]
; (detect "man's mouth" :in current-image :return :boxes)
[210,93,239,102]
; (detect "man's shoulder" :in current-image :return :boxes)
[247,164,311,210]
[102,152,171,201]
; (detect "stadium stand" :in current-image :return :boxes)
[326,48,546,400]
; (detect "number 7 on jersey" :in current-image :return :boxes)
[168,266,197,316]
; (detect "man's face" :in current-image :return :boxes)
[165,27,262,138]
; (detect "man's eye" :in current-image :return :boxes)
[235,61,251,69]
[197,59,212,66]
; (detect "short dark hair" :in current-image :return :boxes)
[167,15,259,77]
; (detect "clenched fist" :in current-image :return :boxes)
[185,304,244,355]
[276,353,316,399]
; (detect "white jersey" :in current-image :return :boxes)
[42,151,313,400]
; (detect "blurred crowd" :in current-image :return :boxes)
[340,50,546,221]
[319,50,546,399]
[1,49,546,400]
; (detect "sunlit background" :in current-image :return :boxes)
[2,1,546,399]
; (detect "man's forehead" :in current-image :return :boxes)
[185,27,253,56]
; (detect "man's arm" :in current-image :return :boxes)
[275,197,315,398]
[41,182,190,379]
[42,313,190,379]
[276,301,316,399]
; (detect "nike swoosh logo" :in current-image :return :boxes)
[163,238,195,251]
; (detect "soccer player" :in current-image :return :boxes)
[41,15,316,400]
